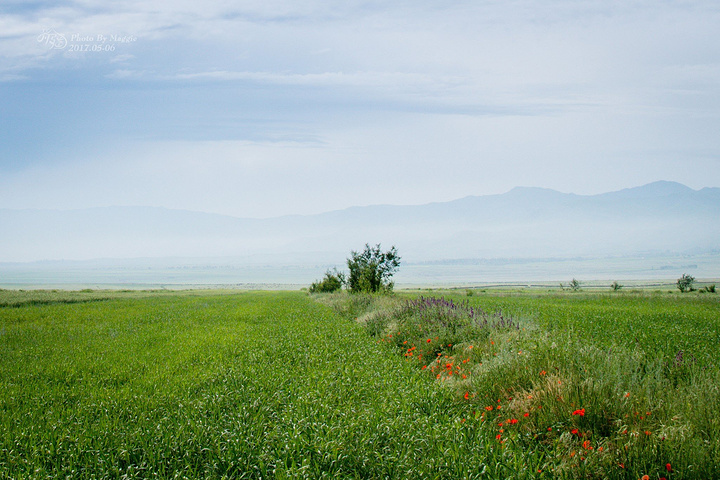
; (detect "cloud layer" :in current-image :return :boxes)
[1,0,719,217]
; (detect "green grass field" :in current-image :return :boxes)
[1,288,718,479]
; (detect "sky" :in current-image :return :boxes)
[1,0,719,218]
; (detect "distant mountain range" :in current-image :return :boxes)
[1,181,718,264]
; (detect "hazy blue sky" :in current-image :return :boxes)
[1,1,719,218]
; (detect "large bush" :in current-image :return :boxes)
[346,244,400,293]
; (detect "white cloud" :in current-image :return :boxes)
[0,73,28,82]
[104,68,145,79]
[170,70,440,87]
[109,53,136,63]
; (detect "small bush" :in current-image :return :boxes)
[676,273,696,293]
[309,269,345,293]
[611,281,622,291]
[569,278,582,292]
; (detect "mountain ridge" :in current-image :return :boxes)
[0,180,708,220]
[1,181,718,263]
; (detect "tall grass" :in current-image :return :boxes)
[344,290,720,479]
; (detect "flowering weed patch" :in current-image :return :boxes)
[348,290,720,479]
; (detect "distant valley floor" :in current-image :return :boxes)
[1,252,718,290]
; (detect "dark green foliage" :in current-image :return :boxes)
[569,278,582,292]
[309,268,345,293]
[346,244,401,293]
[677,273,696,292]
[700,284,716,293]
[611,281,623,291]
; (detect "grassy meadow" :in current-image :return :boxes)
[1,288,718,478]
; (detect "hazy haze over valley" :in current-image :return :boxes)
[1,180,719,263]
[1,2,719,286]
[1,181,718,286]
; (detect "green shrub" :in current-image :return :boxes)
[677,273,696,293]
[309,269,345,293]
[346,244,400,293]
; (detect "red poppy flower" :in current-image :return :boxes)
[572,408,585,416]
[666,463,672,472]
